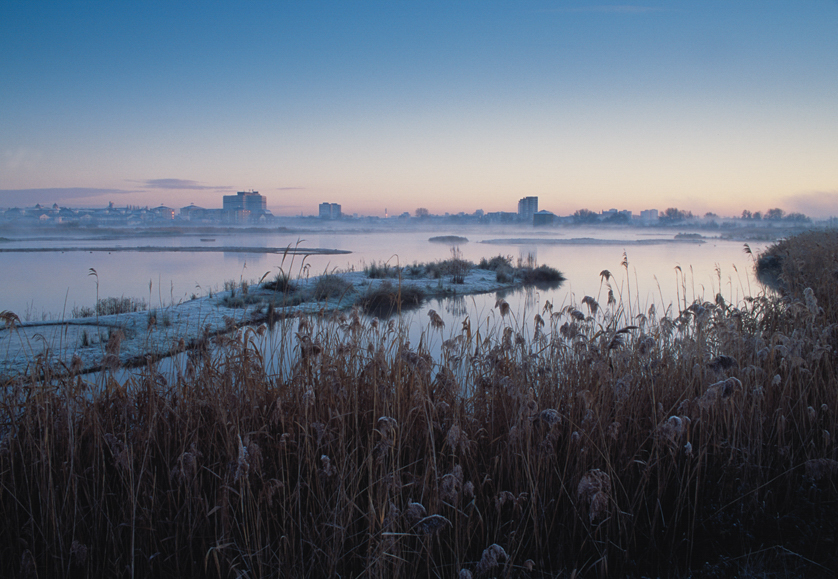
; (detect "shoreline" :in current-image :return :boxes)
[0,245,351,254]
[480,236,707,245]
[0,267,544,378]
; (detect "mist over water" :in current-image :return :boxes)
[1,223,767,326]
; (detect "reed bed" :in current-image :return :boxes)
[2,232,837,578]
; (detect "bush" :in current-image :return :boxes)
[449,247,469,284]
[357,282,424,317]
[263,271,295,293]
[364,261,399,279]
[495,267,513,283]
[519,265,565,285]
[404,263,426,278]
[313,275,354,301]
[477,254,513,271]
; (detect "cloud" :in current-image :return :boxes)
[277,186,306,191]
[0,188,131,207]
[784,190,838,218]
[130,179,231,191]
[544,5,664,14]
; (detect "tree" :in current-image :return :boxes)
[602,211,629,224]
[784,212,810,223]
[572,209,600,224]
[741,210,752,220]
[415,207,429,218]
[765,208,785,220]
[661,208,691,223]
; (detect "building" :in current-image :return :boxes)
[533,210,556,227]
[640,209,659,222]
[179,204,227,222]
[517,196,538,222]
[179,204,205,220]
[223,190,266,212]
[151,205,175,220]
[222,191,267,223]
[319,202,341,219]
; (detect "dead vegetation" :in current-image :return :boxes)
[1,231,837,578]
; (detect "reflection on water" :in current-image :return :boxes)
[440,295,468,318]
[1,225,768,320]
[517,246,538,267]
[494,281,563,312]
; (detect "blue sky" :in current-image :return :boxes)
[2,1,837,216]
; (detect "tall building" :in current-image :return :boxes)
[517,196,538,222]
[221,191,267,223]
[223,190,266,212]
[319,202,341,219]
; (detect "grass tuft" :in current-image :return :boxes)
[313,274,354,301]
[71,296,147,318]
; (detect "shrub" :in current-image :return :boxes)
[449,246,469,284]
[263,271,295,293]
[357,281,424,316]
[313,274,354,301]
[364,260,398,279]
[478,254,513,271]
[519,264,565,285]
[405,263,426,278]
[495,267,513,283]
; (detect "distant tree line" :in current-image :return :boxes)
[741,208,810,222]
[660,208,694,223]
[569,206,811,226]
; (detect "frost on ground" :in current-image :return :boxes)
[1,268,524,377]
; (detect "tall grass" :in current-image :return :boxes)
[71,296,148,318]
[1,233,837,577]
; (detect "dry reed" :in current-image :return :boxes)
[1,232,837,578]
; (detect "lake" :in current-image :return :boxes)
[1,222,768,332]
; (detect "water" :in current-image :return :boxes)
[1,223,766,327]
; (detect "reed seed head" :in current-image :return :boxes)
[475,543,508,577]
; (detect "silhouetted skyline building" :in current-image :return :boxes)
[518,196,538,222]
[319,202,342,219]
[223,190,266,212]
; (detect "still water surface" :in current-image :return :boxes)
[1,225,767,329]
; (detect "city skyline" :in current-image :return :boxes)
[2,193,815,225]
[2,2,837,217]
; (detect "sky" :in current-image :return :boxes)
[2,1,837,218]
